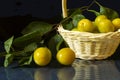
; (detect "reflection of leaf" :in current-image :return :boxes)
[4,54,13,67]
[22,21,52,35]
[4,36,14,53]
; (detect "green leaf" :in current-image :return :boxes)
[72,14,85,27]
[11,50,27,57]
[61,18,74,30]
[69,8,82,17]
[13,31,42,48]
[61,8,83,30]
[22,21,52,35]
[24,43,37,52]
[4,36,14,53]
[100,6,119,20]
[19,54,33,66]
[95,1,119,20]
[13,21,53,48]
[4,54,13,67]
[27,54,33,64]
[48,34,64,57]
[56,37,64,51]
[65,21,74,30]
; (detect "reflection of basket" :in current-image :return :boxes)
[58,24,120,60]
[72,60,120,80]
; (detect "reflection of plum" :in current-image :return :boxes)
[34,68,51,80]
[57,67,75,80]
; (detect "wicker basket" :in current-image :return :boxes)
[58,24,120,60]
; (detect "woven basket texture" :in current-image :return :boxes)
[58,25,120,60]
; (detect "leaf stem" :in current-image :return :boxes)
[84,0,96,11]
[94,0,102,7]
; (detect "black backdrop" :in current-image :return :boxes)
[0,0,119,40]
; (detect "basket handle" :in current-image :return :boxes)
[62,0,68,18]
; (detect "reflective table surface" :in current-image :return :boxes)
[0,59,120,80]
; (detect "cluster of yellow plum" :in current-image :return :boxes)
[72,15,120,33]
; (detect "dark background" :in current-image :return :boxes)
[0,0,120,40]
